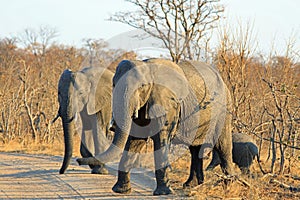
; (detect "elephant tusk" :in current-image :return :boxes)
[134,109,139,119]
[109,117,116,132]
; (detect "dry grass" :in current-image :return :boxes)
[0,138,299,199]
[168,153,300,199]
[0,134,81,157]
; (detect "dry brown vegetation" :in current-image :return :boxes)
[169,152,300,199]
[0,25,299,199]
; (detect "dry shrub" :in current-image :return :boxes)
[213,22,299,175]
[169,152,300,199]
[0,34,120,146]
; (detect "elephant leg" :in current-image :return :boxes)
[154,166,173,195]
[80,142,108,174]
[152,131,174,195]
[183,146,196,188]
[80,141,94,168]
[237,152,252,175]
[112,136,147,194]
[194,147,204,185]
[214,120,235,176]
[240,167,250,175]
[206,149,221,171]
[183,145,203,188]
[215,143,234,176]
[112,170,131,194]
[92,116,110,174]
[91,164,108,174]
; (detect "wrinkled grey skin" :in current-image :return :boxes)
[57,66,113,174]
[206,133,262,174]
[77,59,234,195]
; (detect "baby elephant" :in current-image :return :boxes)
[206,133,261,174]
[184,133,264,188]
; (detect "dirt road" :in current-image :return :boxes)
[0,152,180,199]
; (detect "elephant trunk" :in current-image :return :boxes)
[94,121,130,164]
[59,121,74,174]
[59,114,75,174]
[78,65,134,166]
[89,91,133,164]
[77,99,131,166]
[59,79,75,174]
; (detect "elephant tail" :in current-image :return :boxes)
[256,153,266,174]
[51,110,61,124]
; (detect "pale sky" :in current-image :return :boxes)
[0,0,299,54]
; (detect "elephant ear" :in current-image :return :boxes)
[87,67,113,115]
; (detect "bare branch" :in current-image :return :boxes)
[109,0,224,62]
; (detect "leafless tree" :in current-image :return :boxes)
[110,0,224,62]
[215,21,257,133]
[215,22,300,175]
[82,38,110,66]
[18,25,58,55]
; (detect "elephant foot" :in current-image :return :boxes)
[183,182,191,189]
[153,167,174,195]
[112,170,131,194]
[183,176,194,188]
[205,165,214,171]
[183,180,192,188]
[76,157,103,166]
[153,185,174,195]
[183,178,203,188]
[112,181,131,194]
[91,165,109,175]
[240,167,250,175]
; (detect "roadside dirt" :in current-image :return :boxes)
[0,152,180,199]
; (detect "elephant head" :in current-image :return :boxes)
[57,66,112,174]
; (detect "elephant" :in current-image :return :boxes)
[57,66,113,174]
[77,59,235,195]
[205,132,265,174]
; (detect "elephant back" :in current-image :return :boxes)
[177,61,206,100]
[175,61,231,146]
[232,133,258,156]
[232,132,256,144]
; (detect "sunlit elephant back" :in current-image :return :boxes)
[175,60,232,149]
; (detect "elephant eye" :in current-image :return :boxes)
[78,90,84,95]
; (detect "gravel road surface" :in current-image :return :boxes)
[0,152,180,199]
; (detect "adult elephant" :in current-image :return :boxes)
[57,66,113,174]
[77,59,234,195]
